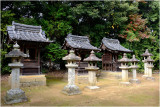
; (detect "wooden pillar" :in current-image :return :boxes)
[102,54,103,70]
[38,48,40,75]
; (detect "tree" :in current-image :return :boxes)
[119,14,152,42]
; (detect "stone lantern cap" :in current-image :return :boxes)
[118,53,130,63]
[130,55,139,62]
[84,50,101,62]
[5,43,28,58]
[141,49,153,57]
[63,50,81,61]
[146,56,154,62]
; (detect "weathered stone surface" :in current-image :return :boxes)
[4,89,27,104]
[119,82,131,86]
[62,50,81,96]
[146,77,155,81]
[129,79,141,84]
[87,86,100,90]
[62,85,81,95]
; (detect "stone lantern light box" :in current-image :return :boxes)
[5,43,28,104]
[84,50,101,89]
[62,50,81,95]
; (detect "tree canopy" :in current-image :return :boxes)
[1,1,159,74]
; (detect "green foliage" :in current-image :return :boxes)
[1,1,159,75]
[119,14,152,42]
[45,43,67,62]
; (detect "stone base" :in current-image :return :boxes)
[86,86,100,90]
[62,85,81,96]
[129,79,141,84]
[146,77,155,81]
[9,75,46,87]
[120,82,131,86]
[4,89,28,104]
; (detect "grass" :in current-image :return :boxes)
[1,73,159,106]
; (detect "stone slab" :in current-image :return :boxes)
[4,89,27,104]
[119,82,131,86]
[9,75,46,87]
[62,85,81,96]
[142,75,148,78]
[146,77,155,81]
[129,79,141,84]
[86,86,100,90]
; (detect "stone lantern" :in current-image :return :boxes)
[129,55,140,84]
[84,50,101,89]
[62,50,81,95]
[146,56,155,81]
[118,53,130,85]
[141,49,153,78]
[4,43,28,104]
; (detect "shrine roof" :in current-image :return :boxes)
[63,34,100,51]
[7,21,53,43]
[101,37,132,53]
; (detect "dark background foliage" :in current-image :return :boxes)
[1,1,159,74]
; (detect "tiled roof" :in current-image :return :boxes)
[101,37,132,52]
[64,34,100,51]
[7,21,53,43]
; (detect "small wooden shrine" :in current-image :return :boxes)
[62,34,100,78]
[7,21,53,75]
[100,37,132,71]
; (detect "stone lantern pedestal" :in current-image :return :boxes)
[118,53,130,85]
[129,55,140,84]
[142,62,148,78]
[84,51,101,89]
[62,50,81,95]
[141,49,153,78]
[4,43,28,104]
[146,56,155,81]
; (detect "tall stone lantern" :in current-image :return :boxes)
[146,56,155,81]
[129,55,140,84]
[62,50,81,95]
[141,49,153,78]
[118,53,130,85]
[84,50,101,89]
[4,43,28,104]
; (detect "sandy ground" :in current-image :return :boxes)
[1,73,159,106]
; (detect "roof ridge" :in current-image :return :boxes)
[67,34,89,39]
[12,21,41,29]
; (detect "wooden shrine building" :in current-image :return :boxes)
[7,21,53,75]
[62,34,100,76]
[100,37,132,71]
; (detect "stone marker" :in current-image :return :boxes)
[129,55,141,84]
[84,50,101,89]
[118,53,131,85]
[141,49,153,78]
[146,56,155,81]
[62,50,81,95]
[4,43,28,104]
